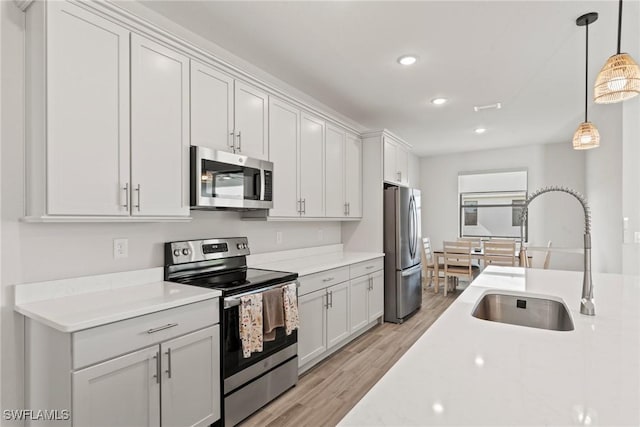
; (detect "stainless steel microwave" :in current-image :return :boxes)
[190,146,273,210]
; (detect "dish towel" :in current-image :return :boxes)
[283,283,299,335]
[239,293,263,358]
[262,287,285,342]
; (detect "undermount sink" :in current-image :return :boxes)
[471,292,574,331]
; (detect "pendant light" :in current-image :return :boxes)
[594,0,640,103]
[573,13,600,150]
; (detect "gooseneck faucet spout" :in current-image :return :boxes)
[519,186,595,316]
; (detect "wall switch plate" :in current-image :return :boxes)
[113,238,128,259]
[276,231,283,244]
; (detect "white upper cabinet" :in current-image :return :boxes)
[44,1,130,216]
[383,135,410,186]
[268,98,300,217]
[25,2,190,220]
[344,133,363,218]
[131,35,189,217]
[190,61,235,153]
[325,125,345,217]
[408,151,421,189]
[300,113,325,217]
[234,81,270,160]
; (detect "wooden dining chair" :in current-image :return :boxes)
[442,240,474,296]
[483,240,517,267]
[458,237,482,272]
[528,240,553,269]
[421,237,444,290]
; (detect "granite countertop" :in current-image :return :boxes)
[252,251,385,276]
[340,266,640,426]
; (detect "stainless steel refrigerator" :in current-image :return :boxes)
[384,186,422,323]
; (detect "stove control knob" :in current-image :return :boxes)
[237,243,243,250]
[173,249,181,257]
[244,243,249,249]
[182,248,191,256]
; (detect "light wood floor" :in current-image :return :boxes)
[240,284,463,427]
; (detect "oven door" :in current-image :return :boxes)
[190,146,273,209]
[221,293,298,394]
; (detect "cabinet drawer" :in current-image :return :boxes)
[350,258,384,278]
[298,266,349,296]
[72,298,218,369]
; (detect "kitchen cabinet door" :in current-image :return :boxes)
[268,98,300,217]
[234,81,269,160]
[349,276,369,333]
[161,326,220,427]
[72,346,160,427]
[299,289,328,366]
[344,133,363,217]
[299,113,325,217]
[130,34,189,217]
[325,125,345,217]
[396,145,409,186]
[383,137,398,184]
[327,281,350,349]
[368,270,385,322]
[46,1,130,216]
[190,60,235,153]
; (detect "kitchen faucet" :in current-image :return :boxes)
[518,186,595,316]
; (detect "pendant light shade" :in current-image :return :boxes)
[594,53,640,103]
[574,12,600,150]
[572,122,600,149]
[594,0,640,103]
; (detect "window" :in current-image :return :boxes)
[458,169,528,240]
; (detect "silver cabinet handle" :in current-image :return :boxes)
[237,131,242,152]
[165,348,172,379]
[153,351,160,384]
[322,277,334,282]
[344,203,348,216]
[134,184,141,211]
[370,277,373,291]
[324,292,329,309]
[229,131,236,151]
[366,265,374,270]
[146,323,178,334]
[122,183,129,209]
[330,290,333,307]
[297,199,302,214]
[347,202,350,216]
[302,198,306,214]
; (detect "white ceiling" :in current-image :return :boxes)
[139,1,640,156]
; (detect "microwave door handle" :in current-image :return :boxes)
[260,169,265,201]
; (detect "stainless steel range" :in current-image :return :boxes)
[164,237,298,426]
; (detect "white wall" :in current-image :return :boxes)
[586,104,623,274]
[419,142,586,271]
[622,96,640,275]
[0,1,344,416]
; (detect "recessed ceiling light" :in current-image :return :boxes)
[431,98,448,105]
[397,55,417,66]
[474,127,487,134]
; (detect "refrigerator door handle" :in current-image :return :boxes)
[408,195,416,259]
[401,263,422,277]
[412,195,419,261]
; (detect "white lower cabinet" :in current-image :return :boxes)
[24,299,221,427]
[298,289,328,366]
[298,258,384,372]
[350,268,384,334]
[326,282,350,348]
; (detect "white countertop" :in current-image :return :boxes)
[340,266,640,426]
[252,251,384,276]
[15,269,220,332]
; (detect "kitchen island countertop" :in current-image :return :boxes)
[339,266,640,426]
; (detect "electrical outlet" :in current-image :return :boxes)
[113,238,128,259]
[318,228,324,241]
[276,231,283,245]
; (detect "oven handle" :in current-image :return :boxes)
[223,280,299,309]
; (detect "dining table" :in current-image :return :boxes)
[431,248,529,293]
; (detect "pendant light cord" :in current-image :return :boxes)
[617,0,623,54]
[585,22,589,122]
